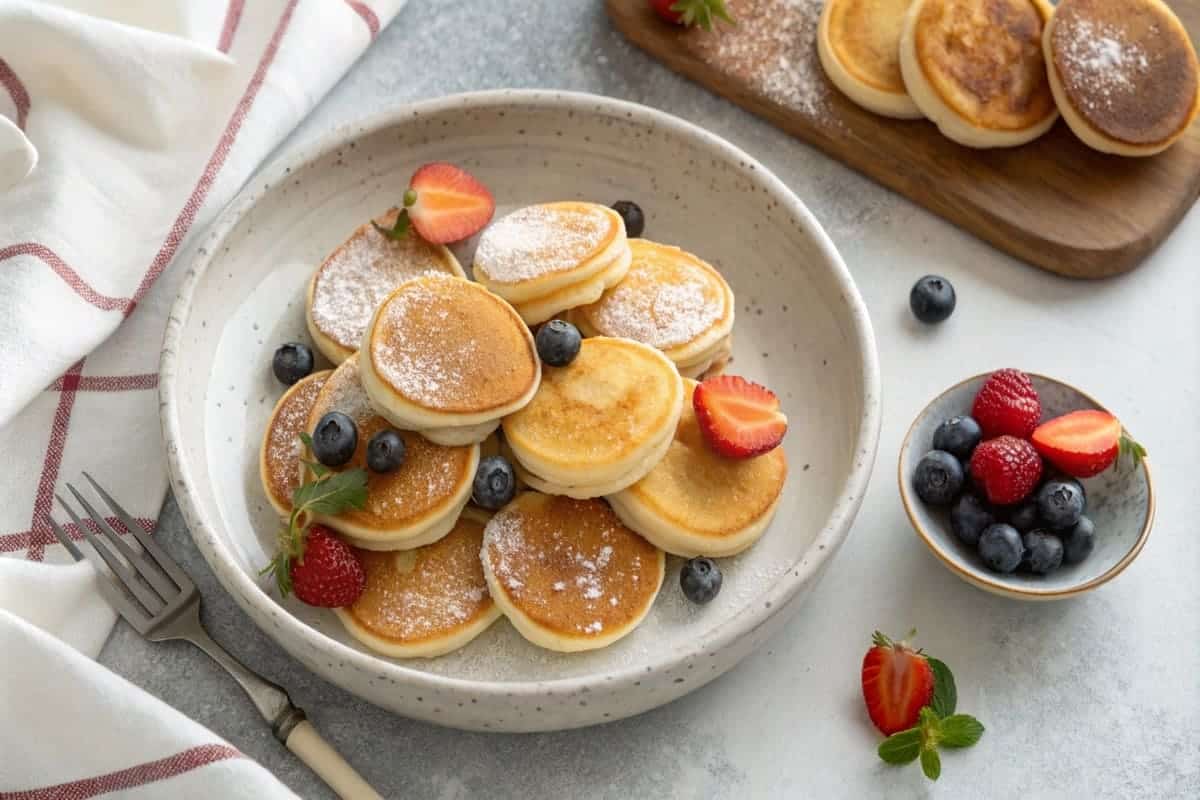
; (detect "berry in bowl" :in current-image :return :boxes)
[898,369,1154,600]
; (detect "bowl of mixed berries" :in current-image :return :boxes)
[899,369,1153,600]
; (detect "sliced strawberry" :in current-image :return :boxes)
[375,162,494,245]
[650,0,735,30]
[290,525,365,608]
[1031,410,1144,478]
[693,375,788,459]
[861,630,934,735]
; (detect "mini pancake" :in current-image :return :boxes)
[304,355,478,550]
[359,275,540,446]
[306,209,464,364]
[334,509,500,658]
[502,337,684,498]
[473,202,631,311]
[259,370,331,517]
[1044,0,1200,156]
[511,246,632,326]
[481,493,665,652]
[569,240,734,377]
[818,0,923,118]
[900,0,1059,148]
[609,379,788,558]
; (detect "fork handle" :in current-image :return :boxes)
[183,628,381,799]
[286,720,384,800]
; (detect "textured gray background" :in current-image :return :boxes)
[100,1,1200,797]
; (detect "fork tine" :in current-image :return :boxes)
[82,472,193,592]
[47,516,84,561]
[56,494,165,615]
[66,483,178,601]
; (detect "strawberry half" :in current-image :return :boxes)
[650,0,735,30]
[693,375,788,459]
[375,162,494,245]
[861,630,934,735]
[1031,410,1144,478]
[289,525,365,608]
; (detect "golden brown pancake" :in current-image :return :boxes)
[360,276,539,437]
[481,493,665,652]
[259,370,331,517]
[1046,0,1199,154]
[902,0,1059,146]
[609,379,787,558]
[819,0,923,118]
[334,510,500,658]
[305,356,478,549]
[306,209,464,363]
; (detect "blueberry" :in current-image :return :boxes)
[1007,500,1040,533]
[535,319,582,367]
[311,411,358,467]
[1061,516,1095,565]
[611,200,645,238]
[1036,480,1085,530]
[978,524,1023,574]
[912,450,964,506]
[951,494,995,547]
[1022,530,1065,575]
[366,429,406,473]
[909,275,956,324]
[680,557,722,604]
[472,455,517,510]
[932,416,982,460]
[272,342,314,385]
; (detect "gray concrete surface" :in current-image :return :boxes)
[100,1,1200,797]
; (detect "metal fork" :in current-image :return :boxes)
[50,473,383,800]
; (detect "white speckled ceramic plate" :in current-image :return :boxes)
[899,373,1154,601]
[160,90,880,732]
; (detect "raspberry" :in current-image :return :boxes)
[970,436,1043,505]
[972,369,1041,439]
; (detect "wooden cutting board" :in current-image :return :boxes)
[606,0,1200,278]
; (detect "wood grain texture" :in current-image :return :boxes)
[607,0,1200,278]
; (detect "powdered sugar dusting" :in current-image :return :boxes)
[483,499,658,638]
[1056,17,1151,112]
[264,374,328,505]
[588,268,724,350]
[318,359,374,423]
[683,0,831,120]
[371,280,473,407]
[310,219,459,350]
[475,205,609,284]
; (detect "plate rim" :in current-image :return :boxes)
[159,89,882,700]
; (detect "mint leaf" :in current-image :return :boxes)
[928,657,957,717]
[299,431,314,449]
[878,728,921,764]
[939,715,985,748]
[294,469,368,516]
[920,747,941,781]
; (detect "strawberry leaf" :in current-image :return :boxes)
[372,211,411,241]
[920,748,942,781]
[939,715,985,748]
[928,657,957,717]
[877,727,921,764]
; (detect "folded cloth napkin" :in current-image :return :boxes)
[0,0,405,793]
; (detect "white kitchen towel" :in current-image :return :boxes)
[0,598,299,797]
[0,1,404,794]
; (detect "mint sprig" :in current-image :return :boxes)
[876,655,984,782]
[260,433,368,597]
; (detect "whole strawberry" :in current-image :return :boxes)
[972,369,1041,439]
[650,0,735,30]
[861,630,934,735]
[970,435,1043,505]
[288,525,365,608]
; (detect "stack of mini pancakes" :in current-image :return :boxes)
[818,0,1199,155]
[259,201,788,658]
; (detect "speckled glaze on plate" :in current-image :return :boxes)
[160,90,881,732]
[899,373,1154,601]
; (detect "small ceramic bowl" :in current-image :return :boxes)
[898,373,1154,601]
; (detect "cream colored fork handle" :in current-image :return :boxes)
[286,720,383,800]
